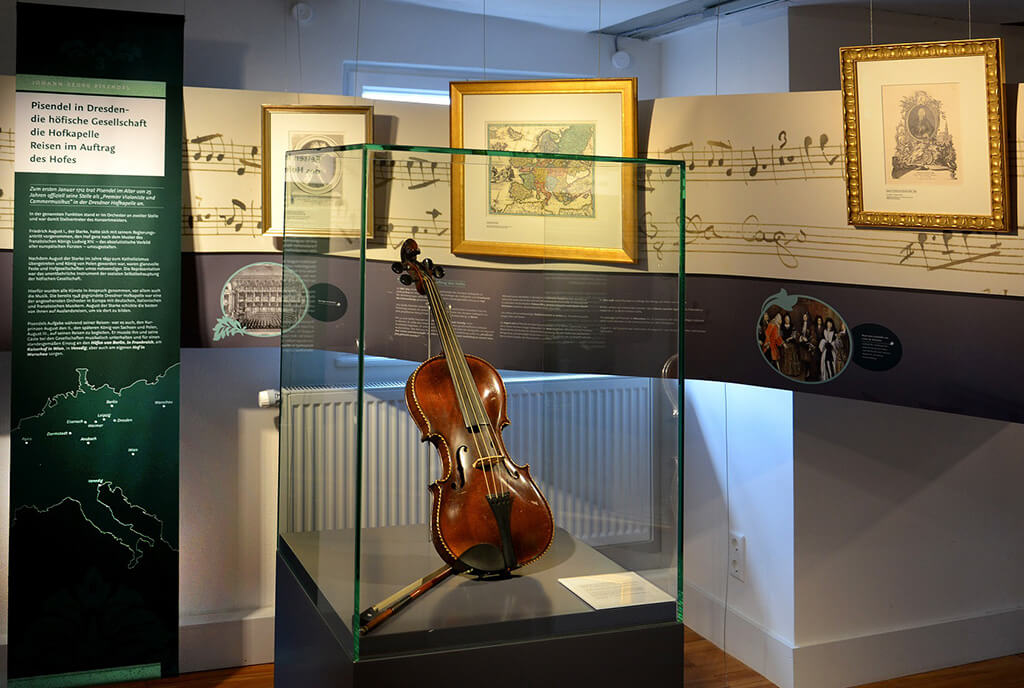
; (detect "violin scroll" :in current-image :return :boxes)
[394,239,445,294]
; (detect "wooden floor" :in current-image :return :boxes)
[102,665,273,688]
[683,625,1024,688]
[95,629,1024,688]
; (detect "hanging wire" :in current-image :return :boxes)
[483,0,487,79]
[714,7,720,95]
[869,0,874,45]
[968,0,972,39]
[297,13,304,91]
[598,0,603,78]
[353,0,363,95]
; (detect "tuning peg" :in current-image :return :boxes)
[399,274,414,286]
[391,262,405,274]
[433,265,445,279]
[423,258,434,271]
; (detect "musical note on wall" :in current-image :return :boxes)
[0,106,13,244]
[180,94,267,244]
[655,130,842,184]
[643,86,1024,295]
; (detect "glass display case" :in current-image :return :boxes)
[275,144,683,686]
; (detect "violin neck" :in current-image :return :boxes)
[421,276,488,429]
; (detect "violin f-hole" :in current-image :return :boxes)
[454,446,468,489]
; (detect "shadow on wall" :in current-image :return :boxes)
[184,40,247,89]
[795,394,1012,540]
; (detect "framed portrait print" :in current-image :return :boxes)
[261,104,373,237]
[840,38,1008,231]
[450,78,638,262]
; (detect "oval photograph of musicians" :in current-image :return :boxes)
[756,289,851,384]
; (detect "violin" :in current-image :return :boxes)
[393,239,554,576]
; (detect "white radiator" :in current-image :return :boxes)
[279,375,655,546]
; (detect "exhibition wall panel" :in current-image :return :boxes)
[646,87,1024,424]
[8,4,183,681]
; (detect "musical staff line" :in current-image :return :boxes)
[656,131,843,183]
[675,213,1019,274]
[183,198,262,236]
[182,136,261,177]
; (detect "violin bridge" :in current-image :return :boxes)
[472,455,502,470]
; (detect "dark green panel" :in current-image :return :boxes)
[10,3,183,681]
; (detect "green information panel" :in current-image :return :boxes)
[9,4,183,682]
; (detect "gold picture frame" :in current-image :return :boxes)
[261,104,373,237]
[840,38,1008,231]
[450,78,638,262]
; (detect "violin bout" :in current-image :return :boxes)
[406,354,554,576]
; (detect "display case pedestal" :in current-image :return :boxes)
[275,549,682,688]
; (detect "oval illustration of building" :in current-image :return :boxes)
[756,289,851,384]
[218,262,309,338]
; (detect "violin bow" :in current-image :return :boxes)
[358,564,455,635]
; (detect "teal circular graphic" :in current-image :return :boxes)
[218,262,309,338]
[757,289,851,384]
[307,282,347,322]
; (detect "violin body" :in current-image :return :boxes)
[406,354,554,575]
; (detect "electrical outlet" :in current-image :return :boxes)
[729,531,746,582]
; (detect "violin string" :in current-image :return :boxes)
[426,278,494,499]
[424,276,501,453]
[432,276,504,499]
[425,275,510,496]
[428,273,510,499]
[423,272,498,498]
[423,274,491,497]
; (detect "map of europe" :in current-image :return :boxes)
[487,122,596,218]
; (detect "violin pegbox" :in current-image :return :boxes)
[395,239,443,294]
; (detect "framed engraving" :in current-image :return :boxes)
[840,38,1008,231]
[450,78,638,262]
[261,104,373,237]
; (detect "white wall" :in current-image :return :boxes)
[791,393,1024,687]
[0,0,662,97]
[684,380,795,688]
[658,4,789,97]
[788,5,1024,92]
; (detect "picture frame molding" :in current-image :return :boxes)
[260,103,374,237]
[449,78,639,262]
[840,38,1008,231]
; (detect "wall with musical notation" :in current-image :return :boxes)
[5,75,1024,300]
[647,87,1024,299]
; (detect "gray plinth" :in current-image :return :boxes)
[275,525,681,687]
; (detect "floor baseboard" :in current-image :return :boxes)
[684,582,795,688]
[793,607,1024,688]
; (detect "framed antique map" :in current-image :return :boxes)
[261,104,373,237]
[840,38,1008,231]
[450,78,638,262]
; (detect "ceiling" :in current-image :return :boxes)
[391,0,1024,37]
[387,0,687,32]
